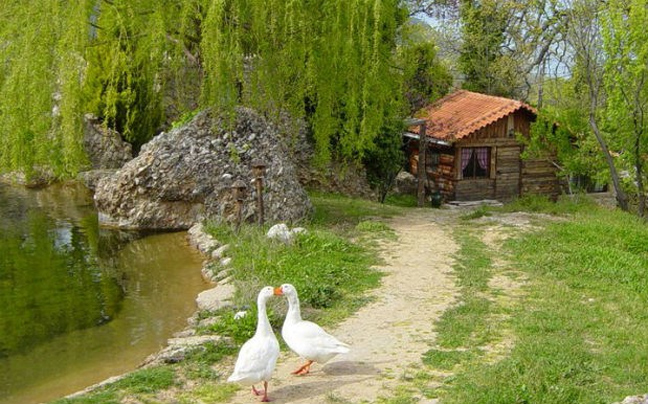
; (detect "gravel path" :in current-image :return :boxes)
[227,209,460,403]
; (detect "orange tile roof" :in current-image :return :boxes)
[411,90,537,141]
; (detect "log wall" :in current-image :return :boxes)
[410,109,559,202]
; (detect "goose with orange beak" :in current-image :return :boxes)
[227,286,280,402]
[274,283,350,375]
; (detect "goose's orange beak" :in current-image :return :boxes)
[273,287,283,296]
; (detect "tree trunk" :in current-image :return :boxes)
[588,112,629,211]
[634,131,645,217]
[417,124,427,207]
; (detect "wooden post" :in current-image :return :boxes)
[251,160,267,226]
[417,122,427,207]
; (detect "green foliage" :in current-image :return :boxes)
[363,119,408,203]
[0,1,201,177]
[204,307,280,345]
[1,1,453,180]
[398,22,452,114]
[200,0,409,165]
[601,0,648,215]
[525,77,611,189]
[83,1,177,150]
[458,0,514,97]
[0,1,93,179]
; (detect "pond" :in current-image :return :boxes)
[0,182,209,404]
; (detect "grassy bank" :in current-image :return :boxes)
[420,196,648,404]
[51,193,648,404]
[52,193,401,404]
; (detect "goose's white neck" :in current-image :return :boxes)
[255,296,273,336]
[285,293,302,324]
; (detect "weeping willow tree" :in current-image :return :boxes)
[0,1,92,179]
[1,0,410,180]
[0,1,199,180]
[200,0,408,165]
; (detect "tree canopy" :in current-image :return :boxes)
[2,0,442,181]
[4,0,647,216]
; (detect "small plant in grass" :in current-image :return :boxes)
[52,390,120,404]
[111,366,177,394]
[460,205,491,220]
[182,362,220,381]
[178,383,239,403]
[383,193,418,207]
[422,349,477,370]
[201,307,281,345]
[170,109,199,130]
[184,340,237,366]
[376,385,419,404]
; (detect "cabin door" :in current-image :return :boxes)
[494,146,521,201]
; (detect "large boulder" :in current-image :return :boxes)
[93,107,312,230]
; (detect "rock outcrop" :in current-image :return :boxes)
[83,114,133,170]
[93,107,312,230]
[78,114,133,190]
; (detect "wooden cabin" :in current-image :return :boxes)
[406,90,559,202]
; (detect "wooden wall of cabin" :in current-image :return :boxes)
[427,147,455,200]
[449,110,542,201]
[407,109,558,202]
[521,155,560,200]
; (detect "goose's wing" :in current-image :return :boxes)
[284,320,350,360]
[228,335,280,383]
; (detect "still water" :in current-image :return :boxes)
[0,183,209,404]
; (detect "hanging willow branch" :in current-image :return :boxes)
[200,0,406,165]
[0,0,410,179]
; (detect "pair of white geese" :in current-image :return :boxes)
[227,283,350,402]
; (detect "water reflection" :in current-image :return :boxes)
[0,183,208,404]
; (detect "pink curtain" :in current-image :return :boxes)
[476,148,489,170]
[461,148,473,171]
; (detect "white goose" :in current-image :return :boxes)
[274,283,350,375]
[227,286,280,402]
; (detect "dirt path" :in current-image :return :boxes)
[228,209,461,403]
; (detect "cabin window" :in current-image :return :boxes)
[461,147,490,179]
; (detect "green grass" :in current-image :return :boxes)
[432,198,648,404]
[432,232,495,351]
[177,383,239,403]
[53,367,177,404]
[383,193,418,207]
[202,197,388,331]
[309,191,404,230]
[422,349,478,370]
[57,193,648,404]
